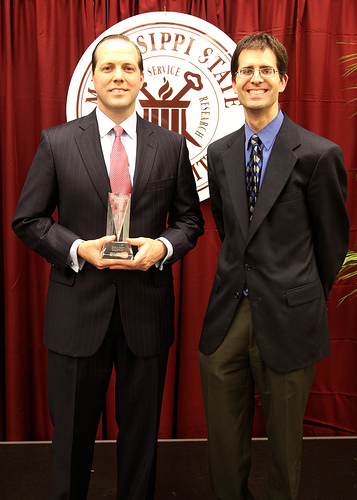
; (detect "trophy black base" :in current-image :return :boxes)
[101,241,134,260]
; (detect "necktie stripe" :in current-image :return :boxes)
[246,134,262,221]
[110,125,131,195]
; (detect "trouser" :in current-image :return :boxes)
[47,301,169,500]
[199,296,316,500]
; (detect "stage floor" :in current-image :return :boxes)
[0,437,356,499]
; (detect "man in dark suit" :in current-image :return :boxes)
[12,34,203,500]
[199,32,349,499]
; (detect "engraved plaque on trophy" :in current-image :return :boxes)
[101,193,133,260]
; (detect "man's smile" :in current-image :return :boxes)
[247,88,267,95]
[110,88,127,94]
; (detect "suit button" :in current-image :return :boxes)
[234,291,240,299]
[110,280,118,287]
[245,264,252,271]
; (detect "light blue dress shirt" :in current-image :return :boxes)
[243,110,284,295]
[245,109,284,188]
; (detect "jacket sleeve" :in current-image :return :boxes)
[12,129,80,272]
[307,142,350,300]
[159,135,204,262]
[207,144,225,242]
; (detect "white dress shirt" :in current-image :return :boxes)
[96,107,137,184]
[67,108,172,271]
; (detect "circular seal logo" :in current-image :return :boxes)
[66,12,244,201]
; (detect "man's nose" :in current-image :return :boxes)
[250,69,264,82]
[113,68,124,80]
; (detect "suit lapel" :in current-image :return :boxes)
[74,110,110,209]
[222,129,250,240]
[247,115,300,243]
[132,115,158,201]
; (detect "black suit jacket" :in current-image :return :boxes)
[199,114,349,373]
[13,110,204,358]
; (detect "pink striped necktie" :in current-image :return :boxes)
[110,125,131,194]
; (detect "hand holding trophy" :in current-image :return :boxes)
[101,193,134,260]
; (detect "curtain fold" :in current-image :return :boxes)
[1,0,356,441]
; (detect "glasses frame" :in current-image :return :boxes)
[235,67,279,79]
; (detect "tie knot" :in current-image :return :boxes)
[250,134,261,147]
[114,125,124,138]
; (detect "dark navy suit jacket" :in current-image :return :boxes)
[199,114,349,373]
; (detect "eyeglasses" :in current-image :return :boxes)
[236,67,279,79]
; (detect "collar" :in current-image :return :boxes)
[95,107,137,140]
[245,109,284,151]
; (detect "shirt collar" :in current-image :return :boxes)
[245,109,284,151]
[95,107,137,140]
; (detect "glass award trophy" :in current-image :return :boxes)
[101,193,134,260]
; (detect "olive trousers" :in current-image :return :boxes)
[199,297,316,500]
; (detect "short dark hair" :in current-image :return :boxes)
[231,32,288,80]
[91,34,144,74]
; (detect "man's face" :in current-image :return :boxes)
[232,47,288,121]
[92,38,144,122]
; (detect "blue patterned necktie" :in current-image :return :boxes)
[246,134,263,221]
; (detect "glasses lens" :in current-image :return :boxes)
[260,68,276,78]
[237,68,277,79]
[238,68,254,78]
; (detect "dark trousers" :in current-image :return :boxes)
[199,296,316,500]
[47,301,169,500]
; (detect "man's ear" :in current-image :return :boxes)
[279,74,288,93]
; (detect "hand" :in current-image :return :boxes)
[109,237,167,271]
[77,235,119,269]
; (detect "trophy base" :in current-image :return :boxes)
[101,241,134,260]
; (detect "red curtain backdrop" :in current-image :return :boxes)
[1,0,357,441]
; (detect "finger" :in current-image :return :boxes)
[100,235,116,245]
[109,259,137,270]
[126,237,146,246]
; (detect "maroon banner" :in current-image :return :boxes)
[1,0,356,440]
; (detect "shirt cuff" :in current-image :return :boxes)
[67,239,85,273]
[155,237,173,270]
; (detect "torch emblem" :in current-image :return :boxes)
[139,71,203,147]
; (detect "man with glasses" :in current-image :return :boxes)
[199,32,349,499]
